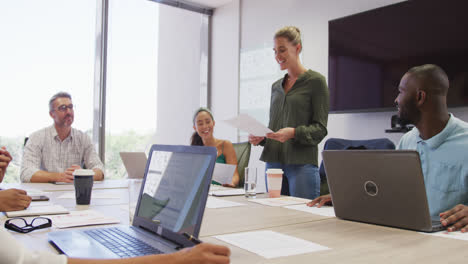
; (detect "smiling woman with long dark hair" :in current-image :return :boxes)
[191,107,240,187]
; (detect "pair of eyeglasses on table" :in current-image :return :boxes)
[4,217,52,233]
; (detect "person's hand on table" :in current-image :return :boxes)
[0,189,32,211]
[307,194,332,208]
[440,204,468,232]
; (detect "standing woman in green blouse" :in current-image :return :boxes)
[191,107,240,187]
[249,26,329,199]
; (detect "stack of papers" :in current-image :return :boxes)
[48,210,120,228]
[6,203,69,218]
[214,230,329,259]
[249,196,311,207]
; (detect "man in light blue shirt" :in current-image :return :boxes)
[309,64,468,232]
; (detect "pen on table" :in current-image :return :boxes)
[183,232,203,244]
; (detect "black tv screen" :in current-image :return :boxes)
[328,0,468,112]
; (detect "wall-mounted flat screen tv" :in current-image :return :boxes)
[328,0,468,112]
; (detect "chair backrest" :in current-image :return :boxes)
[319,138,396,195]
[232,142,251,186]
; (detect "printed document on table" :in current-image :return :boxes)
[285,204,336,217]
[249,196,311,207]
[212,163,236,185]
[206,197,246,209]
[223,114,273,136]
[48,210,120,228]
[214,230,329,259]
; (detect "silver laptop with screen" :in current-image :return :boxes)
[323,150,444,233]
[49,144,217,259]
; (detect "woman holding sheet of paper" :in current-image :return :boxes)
[249,26,329,199]
[191,107,240,187]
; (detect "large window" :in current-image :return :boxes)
[0,1,210,182]
[0,0,96,183]
[104,0,158,179]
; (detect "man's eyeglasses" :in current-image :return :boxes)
[55,104,74,112]
[4,217,52,233]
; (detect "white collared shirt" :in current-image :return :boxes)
[20,125,104,182]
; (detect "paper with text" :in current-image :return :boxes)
[214,230,329,259]
[212,163,236,185]
[285,204,336,217]
[223,114,273,136]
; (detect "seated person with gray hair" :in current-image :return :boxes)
[20,92,104,183]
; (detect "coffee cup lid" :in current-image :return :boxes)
[73,169,95,176]
[266,168,284,174]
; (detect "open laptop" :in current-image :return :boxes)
[49,144,217,258]
[120,152,148,179]
[323,150,444,233]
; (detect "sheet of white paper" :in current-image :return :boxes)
[285,204,336,217]
[206,197,246,209]
[57,192,120,199]
[210,188,245,196]
[209,184,231,192]
[249,196,311,207]
[5,204,69,217]
[212,163,236,185]
[223,114,273,136]
[214,230,329,259]
[30,201,53,207]
[48,210,120,228]
[421,230,468,241]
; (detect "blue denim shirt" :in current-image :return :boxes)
[397,114,468,217]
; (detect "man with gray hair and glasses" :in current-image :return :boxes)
[20,92,104,183]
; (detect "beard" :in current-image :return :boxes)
[398,101,420,126]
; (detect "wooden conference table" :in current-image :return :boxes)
[2,180,468,263]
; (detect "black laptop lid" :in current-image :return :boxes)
[132,144,216,242]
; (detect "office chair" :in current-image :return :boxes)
[232,142,251,187]
[320,138,396,195]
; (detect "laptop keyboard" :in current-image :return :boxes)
[84,227,163,258]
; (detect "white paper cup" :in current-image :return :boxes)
[266,168,284,198]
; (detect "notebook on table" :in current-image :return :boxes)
[49,144,217,258]
[120,152,148,179]
[323,150,444,233]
